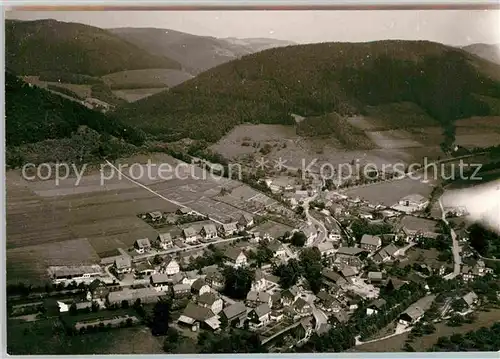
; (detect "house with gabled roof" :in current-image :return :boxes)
[191,278,211,296]
[373,243,400,263]
[219,222,239,237]
[221,301,247,328]
[246,291,272,308]
[238,213,254,228]
[177,302,220,331]
[155,232,173,250]
[134,238,151,253]
[360,234,382,253]
[224,247,247,267]
[200,224,218,240]
[197,292,224,314]
[114,255,132,274]
[183,227,198,244]
[248,303,272,328]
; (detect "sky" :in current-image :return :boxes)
[6,10,500,46]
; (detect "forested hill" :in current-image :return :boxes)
[117,40,500,143]
[6,19,181,76]
[5,71,145,167]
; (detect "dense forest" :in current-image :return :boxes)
[429,322,500,352]
[117,40,500,143]
[5,71,145,167]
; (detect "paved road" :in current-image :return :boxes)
[301,195,328,247]
[439,199,462,280]
[132,236,242,262]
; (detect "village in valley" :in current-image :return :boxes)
[7,153,500,354]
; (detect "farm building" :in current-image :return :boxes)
[134,261,156,276]
[107,287,166,306]
[399,295,436,326]
[49,265,103,282]
[191,278,211,296]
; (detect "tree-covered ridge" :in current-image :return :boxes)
[5,71,146,167]
[429,322,500,352]
[6,19,181,77]
[117,40,500,143]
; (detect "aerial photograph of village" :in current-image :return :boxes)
[4,7,500,355]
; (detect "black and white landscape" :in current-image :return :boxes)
[4,9,500,355]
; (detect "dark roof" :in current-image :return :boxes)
[322,268,347,285]
[360,234,381,246]
[253,303,271,317]
[267,240,284,252]
[182,302,215,321]
[369,298,387,309]
[293,297,310,310]
[246,291,270,303]
[191,278,207,291]
[198,292,220,306]
[224,247,245,261]
[336,247,364,256]
[223,301,247,320]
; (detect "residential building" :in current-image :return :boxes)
[281,286,301,306]
[191,278,211,296]
[461,291,479,308]
[224,247,247,267]
[316,291,342,313]
[50,265,103,282]
[150,273,170,292]
[221,301,248,328]
[271,292,282,309]
[322,268,348,286]
[250,269,267,292]
[182,270,201,286]
[397,194,429,213]
[148,211,163,221]
[219,222,239,237]
[248,303,272,328]
[366,298,387,316]
[360,234,382,253]
[317,241,336,257]
[183,227,198,244]
[172,284,192,299]
[134,261,155,276]
[246,291,272,308]
[372,243,400,263]
[134,238,151,253]
[114,256,132,274]
[200,224,218,240]
[270,310,284,321]
[177,302,220,331]
[399,295,436,326]
[341,266,358,282]
[205,270,225,290]
[161,258,180,276]
[155,233,173,250]
[399,216,440,242]
[197,292,224,315]
[267,240,287,259]
[107,287,165,306]
[238,213,254,228]
[177,208,191,215]
[367,271,383,284]
[334,247,366,268]
[300,226,318,246]
[293,297,312,315]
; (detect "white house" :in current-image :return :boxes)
[150,273,170,292]
[300,226,318,246]
[198,292,224,315]
[317,241,336,257]
[134,238,151,254]
[156,233,173,250]
[183,227,198,244]
[360,234,382,253]
[219,222,238,237]
[191,278,211,296]
[162,258,180,276]
[238,213,254,228]
[200,224,218,240]
[114,255,132,274]
[251,269,267,292]
[224,247,247,267]
[267,240,287,259]
[248,303,272,328]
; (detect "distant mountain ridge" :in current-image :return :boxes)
[109,27,295,75]
[116,40,500,143]
[5,19,181,77]
[462,43,500,65]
